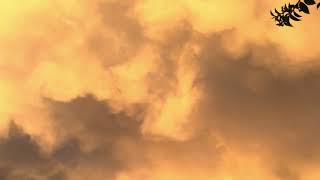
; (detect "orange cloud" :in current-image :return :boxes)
[1,0,320,179]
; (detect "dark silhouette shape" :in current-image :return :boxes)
[270,0,320,27]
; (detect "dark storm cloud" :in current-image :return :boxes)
[3,25,320,179]
[44,94,224,179]
[0,95,140,180]
[47,95,142,143]
[46,95,144,179]
[2,0,320,179]
[0,95,145,180]
[0,121,58,180]
[193,29,320,178]
[0,121,48,167]
[44,27,320,179]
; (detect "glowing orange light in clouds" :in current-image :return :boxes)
[0,0,320,179]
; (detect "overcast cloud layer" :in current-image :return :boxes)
[1,0,320,179]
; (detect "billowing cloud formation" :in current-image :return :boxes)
[1,0,320,179]
[0,96,223,180]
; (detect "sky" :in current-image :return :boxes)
[0,0,320,179]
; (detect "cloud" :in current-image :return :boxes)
[1,95,223,180]
[0,121,63,180]
[193,30,320,179]
[1,0,320,179]
[48,96,222,178]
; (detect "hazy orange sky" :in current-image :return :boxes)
[1,0,320,179]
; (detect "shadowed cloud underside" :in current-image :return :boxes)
[0,0,320,180]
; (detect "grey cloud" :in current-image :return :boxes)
[0,121,48,167]
[46,95,142,144]
[44,94,224,179]
[0,121,59,180]
[5,0,320,177]
[192,29,320,178]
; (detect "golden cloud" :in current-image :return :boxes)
[0,0,320,179]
